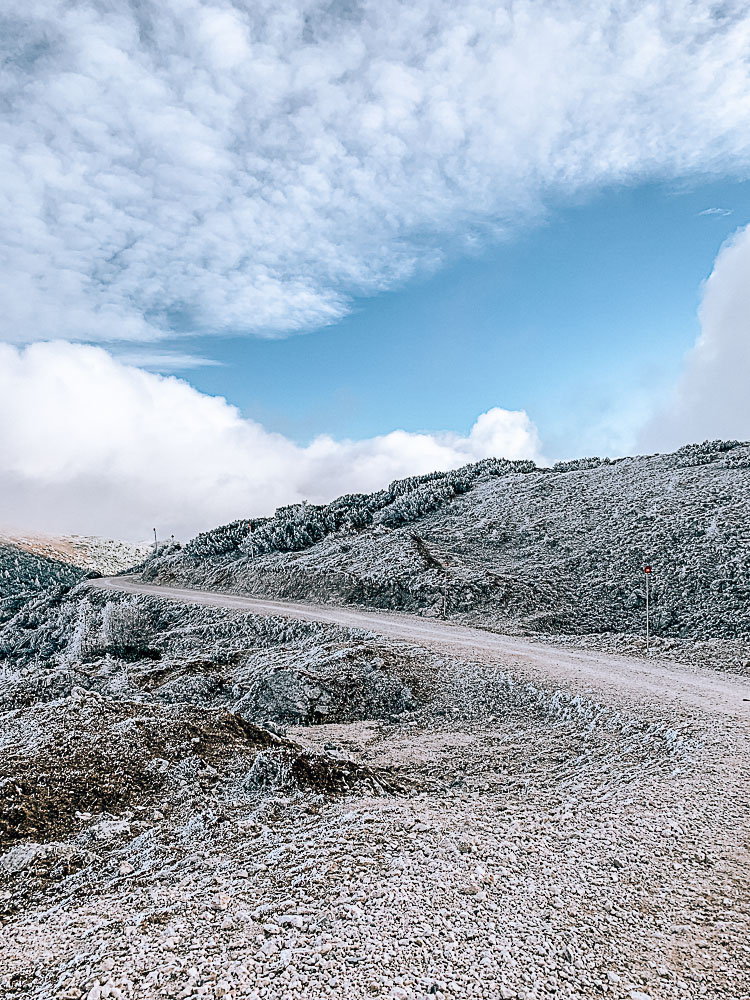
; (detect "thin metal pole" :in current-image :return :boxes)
[645,571,650,655]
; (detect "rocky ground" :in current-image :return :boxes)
[2,586,749,1000]
[3,435,750,1000]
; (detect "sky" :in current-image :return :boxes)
[1,1,750,540]
[161,178,750,456]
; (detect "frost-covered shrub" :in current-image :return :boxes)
[233,642,417,724]
[378,460,538,529]
[243,750,292,790]
[66,598,103,662]
[702,439,743,452]
[100,598,156,659]
[0,543,84,624]
[380,479,463,528]
[675,439,744,467]
[184,498,373,561]
[186,519,254,558]
[56,595,161,664]
[676,439,742,454]
[553,457,608,472]
[179,457,540,561]
[384,469,449,501]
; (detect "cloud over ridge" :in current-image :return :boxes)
[0,342,543,539]
[640,221,750,450]
[2,0,750,344]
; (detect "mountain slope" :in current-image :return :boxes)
[141,440,750,638]
[2,445,750,999]
[0,532,153,629]
[0,531,151,577]
[0,543,86,627]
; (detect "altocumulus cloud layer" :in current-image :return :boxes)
[0,343,543,539]
[3,0,750,342]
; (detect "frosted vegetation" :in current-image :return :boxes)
[142,441,750,639]
[0,532,151,577]
[0,532,151,629]
[177,458,536,561]
[0,588,428,724]
[0,544,85,628]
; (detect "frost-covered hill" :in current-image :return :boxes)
[141,440,750,638]
[0,543,86,627]
[2,447,750,999]
[0,532,151,577]
[0,532,152,628]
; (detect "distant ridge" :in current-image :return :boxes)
[0,531,151,577]
[0,532,152,627]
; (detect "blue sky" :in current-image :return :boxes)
[177,178,749,456]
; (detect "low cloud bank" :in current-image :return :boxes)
[640,223,750,451]
[0,342,543,540]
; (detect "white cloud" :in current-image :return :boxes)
[0,342,544,540]
[113,350,224,372]
[2,1,750,343]
[698,207,733,216]
[639,223,750,450]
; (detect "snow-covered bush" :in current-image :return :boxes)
[100,598,155,659]
[179,457,540,562]
[553,457,607,472]
[66,598,103,662]
[675,439,744,467]
[0,543,84,625]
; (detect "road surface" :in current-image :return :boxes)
[87,576,750,720]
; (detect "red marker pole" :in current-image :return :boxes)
[643,565,652,654]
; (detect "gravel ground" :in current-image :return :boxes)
[2,638,749,1000]
[531,632,750,676]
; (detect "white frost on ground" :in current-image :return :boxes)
[1,592,749,999]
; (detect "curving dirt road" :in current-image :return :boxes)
[88,576,750,720]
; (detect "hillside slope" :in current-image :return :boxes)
[0,544,85,627]
[141,440,750,639]
[5,582,750,999]
[2,447,750,999]
[0,531,151,577]
[0,532,152,629]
